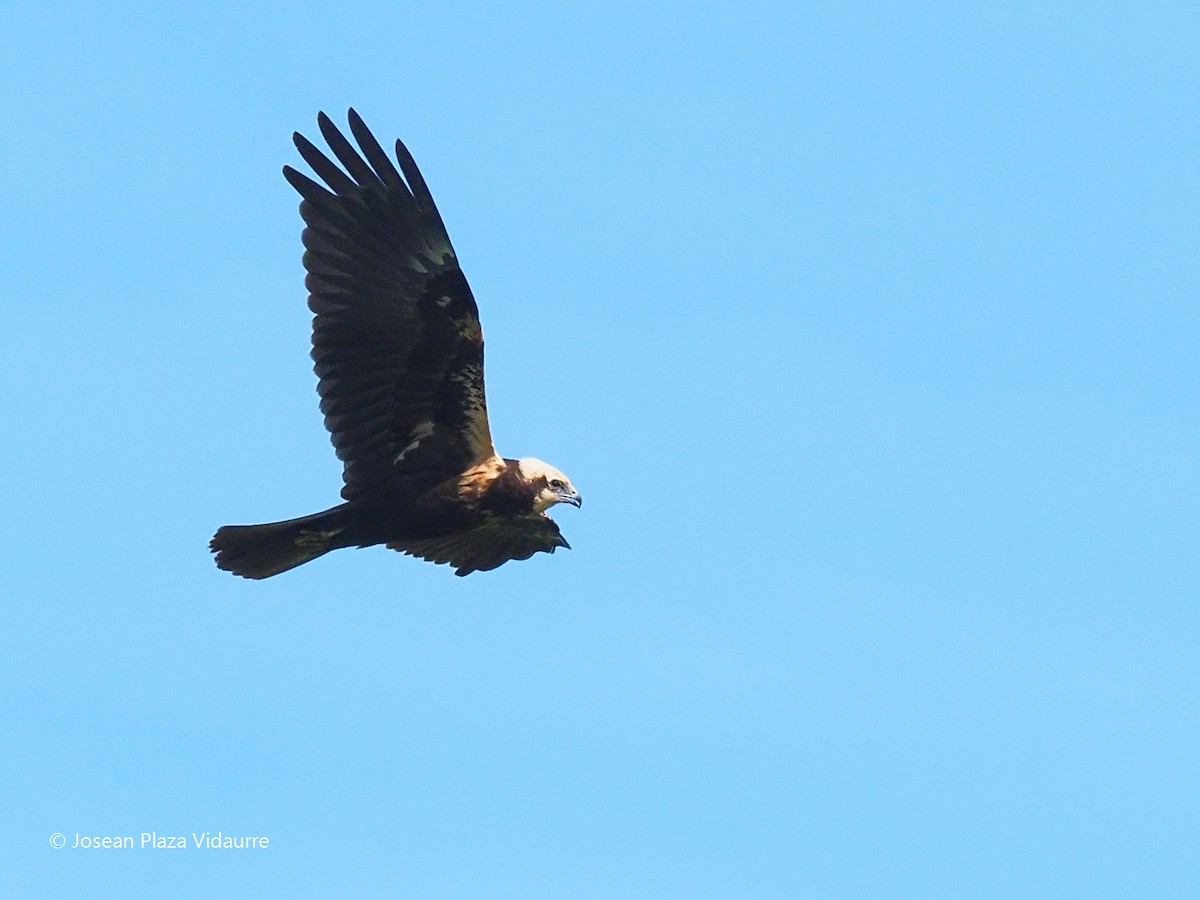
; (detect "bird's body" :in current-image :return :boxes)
[211,112,579,578]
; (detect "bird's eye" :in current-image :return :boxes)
[549,479,564,489]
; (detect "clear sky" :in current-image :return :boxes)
[3,2,1198,897]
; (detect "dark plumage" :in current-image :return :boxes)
[210,111,580,578]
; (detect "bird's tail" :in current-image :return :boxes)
[210,507,349,579]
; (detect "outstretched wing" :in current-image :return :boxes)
[283,110,495,501]
[388,514,570,577]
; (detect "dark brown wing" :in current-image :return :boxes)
[282,110,495,501]
[388,514,570,576]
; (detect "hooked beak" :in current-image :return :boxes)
[558,489,582,508]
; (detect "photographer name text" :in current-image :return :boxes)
[51,831,269,850]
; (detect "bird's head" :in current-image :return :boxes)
[517,458,582,512]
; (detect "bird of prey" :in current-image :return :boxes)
[210,111,580,578]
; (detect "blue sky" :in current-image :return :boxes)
[4,2,1198,896]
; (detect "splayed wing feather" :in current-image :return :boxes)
[346,110,406,190]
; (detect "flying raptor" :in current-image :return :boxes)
[211,111,580,578]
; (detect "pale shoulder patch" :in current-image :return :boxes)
[458,455,506,498]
